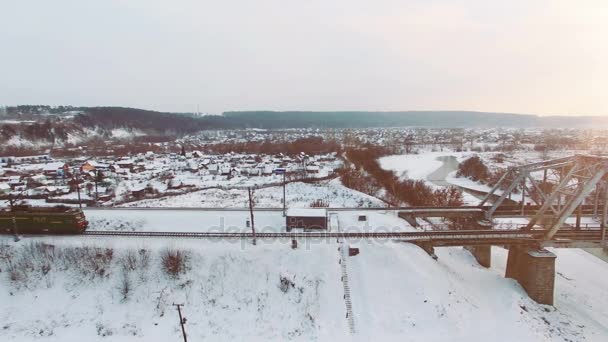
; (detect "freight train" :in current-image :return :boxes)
[0,205,88,234]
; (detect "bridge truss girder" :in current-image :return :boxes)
[480,155,608,240]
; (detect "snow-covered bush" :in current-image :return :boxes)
[119,269,131,300]
[63,246,114,279]
[279,273,296,293]
[160,248,189,278]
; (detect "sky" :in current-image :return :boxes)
[1,0,607,116]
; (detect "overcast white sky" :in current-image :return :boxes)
[1,0,607,116]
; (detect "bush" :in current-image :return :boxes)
[161,249,188,278]
[63,246,114,278]
[279,274,295,293]
[119,269,131,300]
[457,156,490,182]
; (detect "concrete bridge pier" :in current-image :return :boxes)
[505,246,556,305]
[464,246,491,268]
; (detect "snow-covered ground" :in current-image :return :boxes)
[0,236,347,341]
[119,179,386,209]
[84,209,415,233]
[2,234,607,341]
[347,241,608,341]
[378,152,458,181]
[85,209,286,233]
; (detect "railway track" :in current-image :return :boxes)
[83,204,599,218]
[80,228,604,242]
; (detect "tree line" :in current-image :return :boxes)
[339,144,463,207]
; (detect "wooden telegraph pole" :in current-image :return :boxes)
[248,187,256,245]
[72,168,82,209]
[172,303,188,342]
[7,194,20,242]
[94,169,99,204]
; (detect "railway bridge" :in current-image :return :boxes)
[398,154,608,305]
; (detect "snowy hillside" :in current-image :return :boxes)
[0,237,347,341]
[2,234,608,341]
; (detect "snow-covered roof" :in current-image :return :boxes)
[43,162,66,171]
[0,183,10,190]
[86,160,110,168]
[286,208,326,217]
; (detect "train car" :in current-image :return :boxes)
[0,205,89,234]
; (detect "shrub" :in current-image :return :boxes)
[161,249,188,278]
[279,274,295,293]
[63,246,114,278]
[119,269,131,300]
[457,156,490,182]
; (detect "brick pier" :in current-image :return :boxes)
[464,245,492,268]
[505,246,556,305]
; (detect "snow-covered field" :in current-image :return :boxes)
[119,179,386,209]
[84,209,415,233]
[0,237,347,341]
[2,234,607,341]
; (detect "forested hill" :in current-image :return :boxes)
[223,111,608,128]
[4,106,608,132]
[71,109,608,130]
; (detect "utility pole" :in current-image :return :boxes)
[8,195,20,242]
[94,169,99,204]
[72,170,82,209]
[248,187,256,245]
[282,171,286,217]
[172,303,188,342]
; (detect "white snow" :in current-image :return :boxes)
[286,208,326,217]
[379,152,450,181]
[120,180,386,209]
[347,241,608,341]
[2,229,608,341]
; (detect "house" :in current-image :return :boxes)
[306,165,320,174]
[262,164,274,176]
[230,167,240,178]
[81,160,110,172]
[248,167,261,176]
[207,163,219,175]
[43,162,69,176]
[116,159,135,171]
[8,176,24,188]
[131,187,147,199]
[27,174,49,187]
[286,208,327,231]
[0,182,10,195]
[220,164,231,176]
[43,186,59,196]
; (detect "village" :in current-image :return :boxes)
[0,150,340,207]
